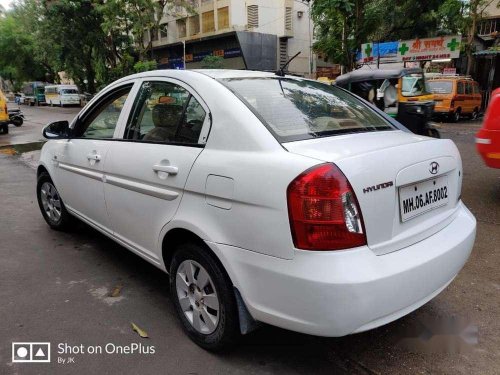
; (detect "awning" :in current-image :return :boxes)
[473,49,500,57]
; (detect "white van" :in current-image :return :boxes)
[45,85,80,107]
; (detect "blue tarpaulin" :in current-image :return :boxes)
[357,41,399,61]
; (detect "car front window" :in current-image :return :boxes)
[222,77,394,142]
[77,86,132,139]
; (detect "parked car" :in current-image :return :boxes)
[0,88,9,134]
[45,84,81,107]
[427,76,482,122]
[37,70,476,351]
[476,88,500,168]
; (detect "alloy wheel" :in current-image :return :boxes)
[40,182,62,223]
[176,260,220,334]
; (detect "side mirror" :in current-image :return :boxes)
[42,120,70,139]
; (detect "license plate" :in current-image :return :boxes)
[399,175,449,222]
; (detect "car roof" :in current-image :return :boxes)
[111,69,290,86]
[335,67,423,86]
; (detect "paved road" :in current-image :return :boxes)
[0,107,499,374]
[0,103,80,147]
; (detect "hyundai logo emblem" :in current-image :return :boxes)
[429,161,439,175]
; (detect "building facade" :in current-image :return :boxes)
[148,0,315,76]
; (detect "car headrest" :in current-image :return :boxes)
[152,103,183,129]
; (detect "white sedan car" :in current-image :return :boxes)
[37,70,476,350]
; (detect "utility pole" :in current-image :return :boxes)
[302,0,313,77]
[183,40,186,70]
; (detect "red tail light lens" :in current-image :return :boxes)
[287,163,366,251]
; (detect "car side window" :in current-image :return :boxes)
[465,82,472,95]
[76,85,132,139]
[125,81,206,145]
[473,84,480,94]
[457,82,465,95]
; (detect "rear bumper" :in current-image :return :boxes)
[208,202,476,336]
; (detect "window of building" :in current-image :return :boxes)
[218,7,229,30]
[202,10,215,33]
[150,28,159,42]
[247,5,258,29]
[285,7,292,31]
[177,18,187,38]
[160,24,168,39]
[189,15,200,35]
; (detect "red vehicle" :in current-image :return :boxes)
[476,88,500,168]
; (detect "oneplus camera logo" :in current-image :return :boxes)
[12,342,51,363]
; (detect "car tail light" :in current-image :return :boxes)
[287,163,366,251]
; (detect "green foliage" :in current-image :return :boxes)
[0,0,190,93]
[201,55,224,69]
[311,0,492,70]
[134,60,158,73]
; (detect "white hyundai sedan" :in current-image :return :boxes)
[37,70,476,350]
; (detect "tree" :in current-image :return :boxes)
[464,0,499,74]
[311,0,469,71]
[201,55,224,69]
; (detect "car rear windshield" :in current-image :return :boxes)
[428,81,453,94]
[221,77,394,142]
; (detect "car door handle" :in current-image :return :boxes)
[152,164,178,175]
[87,154,101,162]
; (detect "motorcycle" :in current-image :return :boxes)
[8,108,24,127]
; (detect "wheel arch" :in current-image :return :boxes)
[160,226,259,334]
[37,164,49,178]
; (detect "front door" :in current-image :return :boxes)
[104,79,210,261]
[54,84,134,232]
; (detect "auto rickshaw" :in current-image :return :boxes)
[335,67,440,137]
[0,89,9,134]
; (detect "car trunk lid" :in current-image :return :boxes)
[283,130,462,255]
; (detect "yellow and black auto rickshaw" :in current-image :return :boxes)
[335,67,439,137]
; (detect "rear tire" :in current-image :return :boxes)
[170,242,239,351]
[36,172,72,231]
[471,108,479,120]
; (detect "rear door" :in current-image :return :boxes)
[53,83,134,232]
[104,78,210,261]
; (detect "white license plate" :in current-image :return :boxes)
[399,175,449,222]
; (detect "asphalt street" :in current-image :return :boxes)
[0,105,499,374]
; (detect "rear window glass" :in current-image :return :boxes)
[428,81,453,94]
[222,78,393,142]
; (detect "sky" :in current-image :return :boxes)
[0,0,12,11]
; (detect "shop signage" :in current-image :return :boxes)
[361,36,461,63]
[397,36,461,61]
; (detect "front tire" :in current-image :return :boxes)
[450,109,461,123]
[170,243,239,351]
[36,172,72,231]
